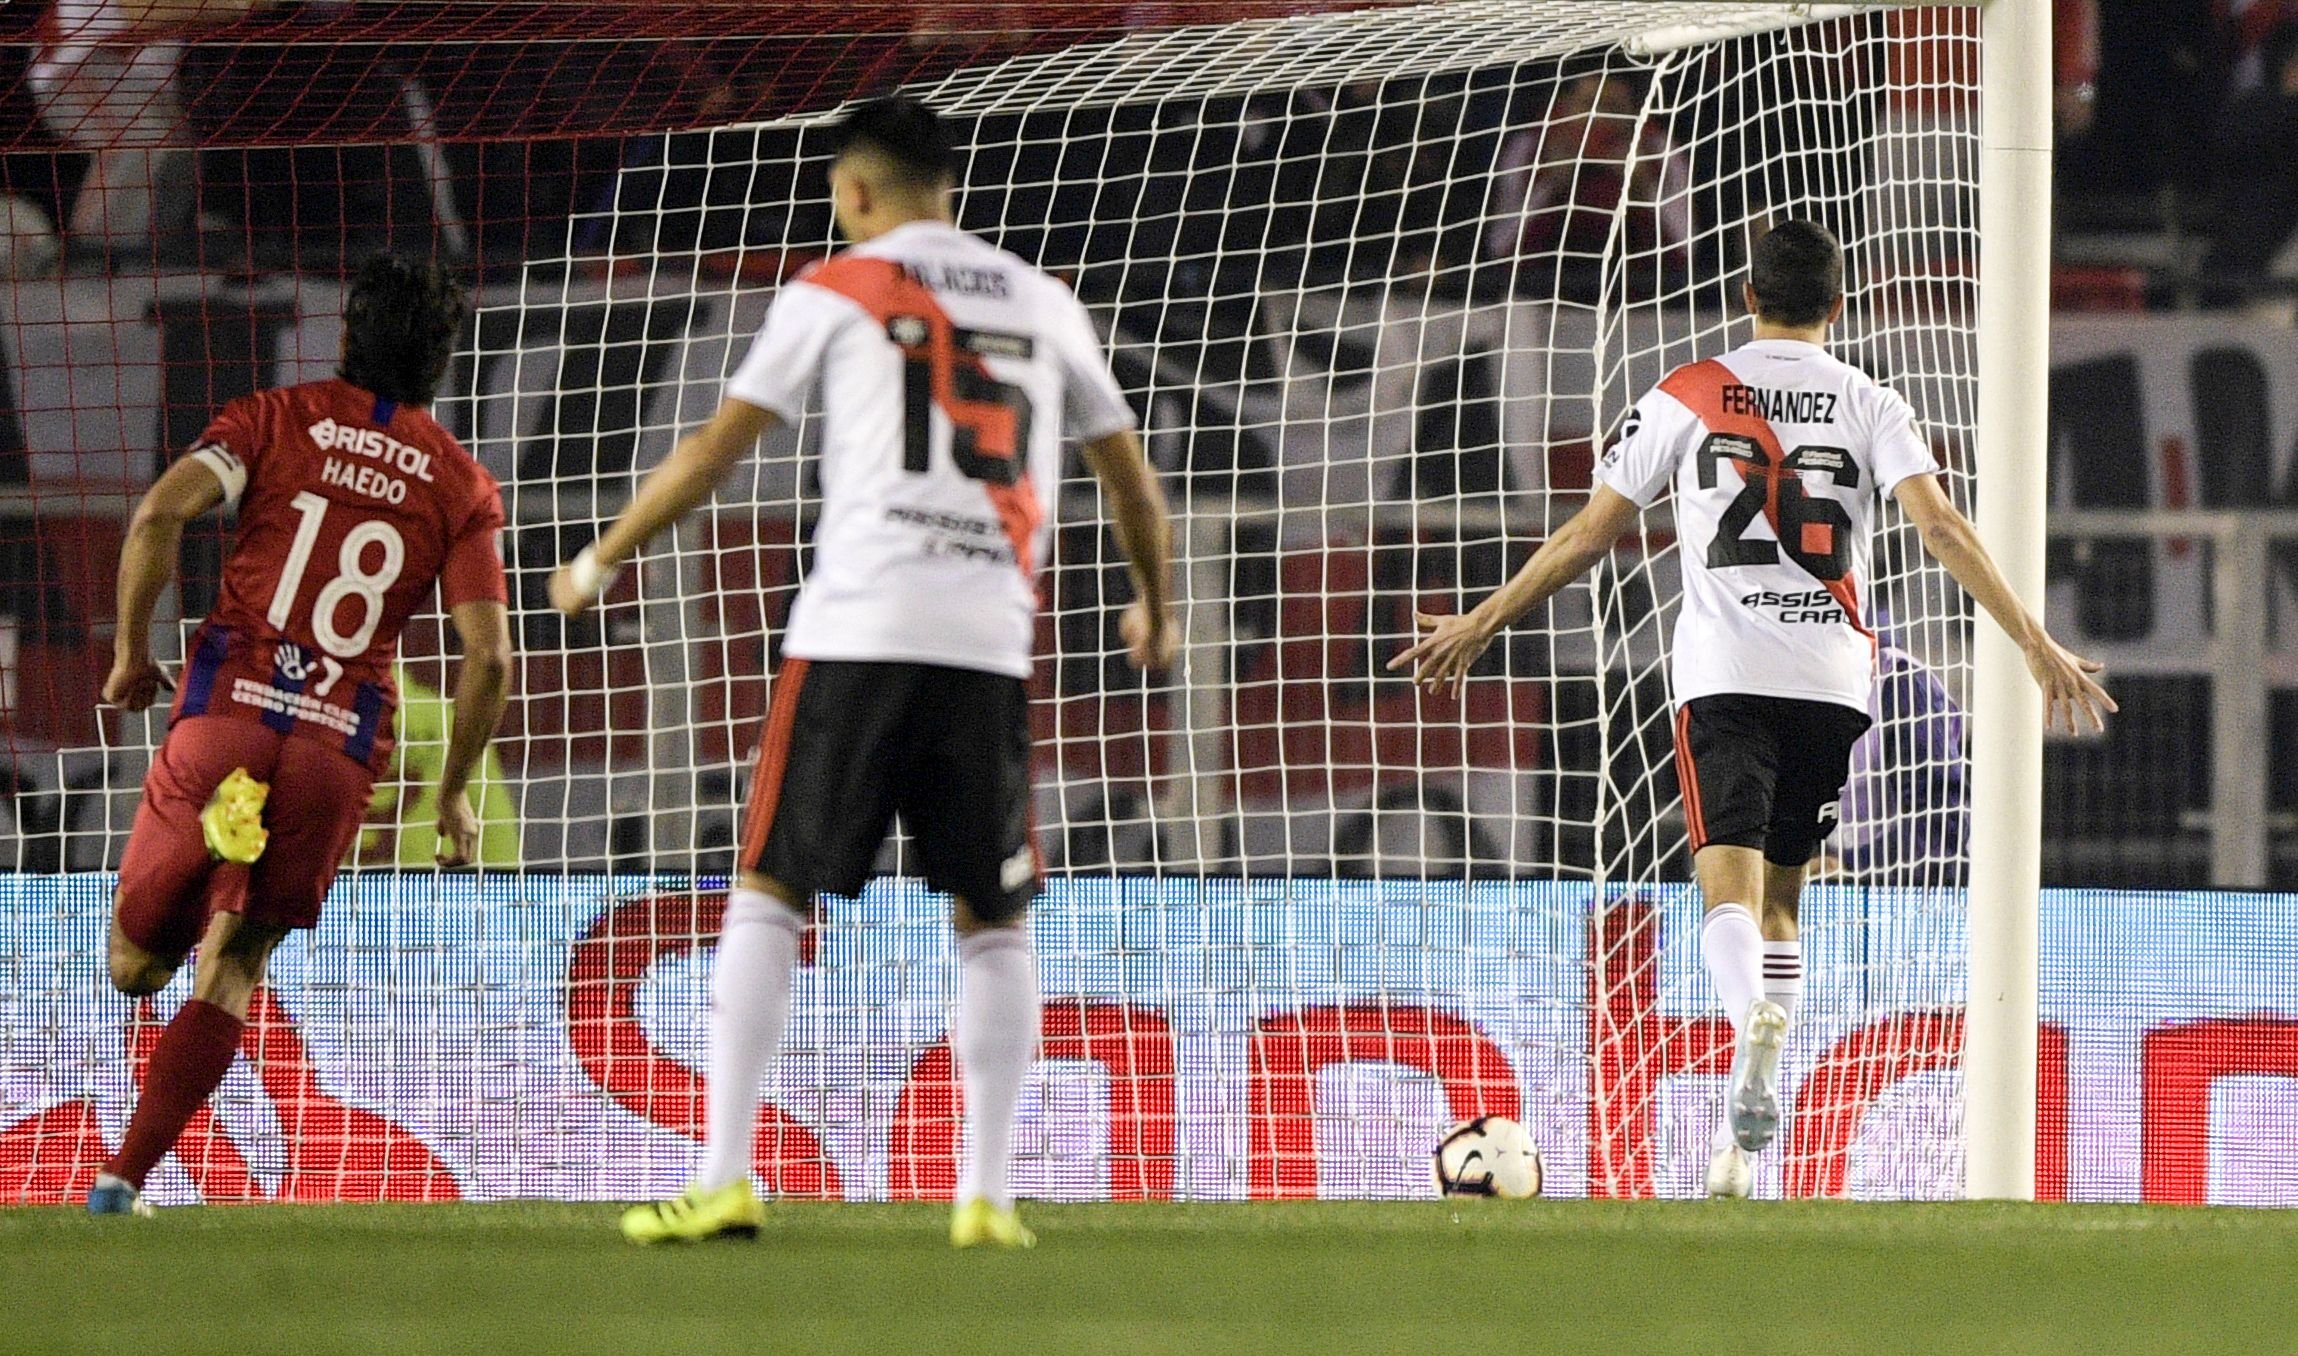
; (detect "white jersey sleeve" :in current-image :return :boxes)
[1595,389,1698,507]
[1046,286,1136,442]
[1863,384,1941,498]
[724,281,857,423]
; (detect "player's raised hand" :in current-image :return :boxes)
[1388,609,1497,699]
[1121,598,1179,671]
[103,653,171,712]
[2024,634,2118,736]
[434,789,481,868]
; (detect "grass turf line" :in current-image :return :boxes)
[3,1201,2294,1355]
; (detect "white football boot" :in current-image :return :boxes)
[1705,1142,1754,1199]
[1726,999,1790,1153]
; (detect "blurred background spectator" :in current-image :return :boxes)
[1258,81,1469,286]
[0,4,2285,307]
[28,0,254,266]
[2220,0,2298,91]
[2199,20,2298,304]
[0,0,2224,307]
[1481,68,1690,305]
[573,43,820,265]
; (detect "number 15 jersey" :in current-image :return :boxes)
[726,220,1137,681]
[1595,338,1940,714]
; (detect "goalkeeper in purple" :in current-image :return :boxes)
[1394,221,2114,1198]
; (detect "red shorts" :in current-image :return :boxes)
[115,715,375,959]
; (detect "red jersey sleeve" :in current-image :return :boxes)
[187,394,264,505]
[439,481,510,609]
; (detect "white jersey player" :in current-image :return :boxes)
[1600,333,1938,713]
[30,0,251,257]
[550,97,1175,1250]
[1394,221,2113,1199]
[720,214,1132,677]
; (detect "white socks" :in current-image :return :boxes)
[1763,939,1803,1026]
[955,926,1040,1211]
[1700,902,1766,1034]
[698,889,802,1192]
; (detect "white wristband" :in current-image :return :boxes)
[568,544,622,603]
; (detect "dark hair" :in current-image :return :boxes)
[1748,220,1844,327]
[339,255,468,406]
[827,96,955,188]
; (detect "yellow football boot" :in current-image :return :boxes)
[200,768,270,864]
[620,1180,765,1244]
[950,1198,1035,1250]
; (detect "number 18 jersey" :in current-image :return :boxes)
[725,220,1137,680]
[1595,338,1940,713]
[175,378,509,773]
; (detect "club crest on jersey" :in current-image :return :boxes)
[1600,410,1641,469]
[888,315,930,347]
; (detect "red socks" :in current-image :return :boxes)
[105,999,244,1189]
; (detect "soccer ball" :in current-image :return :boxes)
[1433,1116,1542,1198]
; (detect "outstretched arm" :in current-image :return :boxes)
[106,457,228,711]
[1893,471,2116,734]
[433,600,513,867]
[548,397,779,616]
[1388,484,1642,697]
[1080,429,1178,669]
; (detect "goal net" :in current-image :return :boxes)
[0,1,1985,1204]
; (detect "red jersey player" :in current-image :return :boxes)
[86,256,513,1216]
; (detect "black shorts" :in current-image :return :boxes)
[1673,693,1872,867]
[738,658,1039,922]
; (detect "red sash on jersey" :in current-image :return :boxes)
[1658,358,1875,651]
[800,254,1043,578]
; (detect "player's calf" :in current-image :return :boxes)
[106,919,179,997]
[950,905,1039,1244]
[190,911,290,1020]
[95,910,288,1212]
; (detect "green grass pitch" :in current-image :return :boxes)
[5,1200,2295,1354]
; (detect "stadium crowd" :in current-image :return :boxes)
[2,1,2285,310]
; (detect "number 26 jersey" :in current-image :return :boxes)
[725,220,1137,681]
[1595,338,1941,714]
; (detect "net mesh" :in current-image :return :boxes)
[0,2,1985,1203]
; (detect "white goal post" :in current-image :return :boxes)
[1620,0,2057,1210]
[1966,0,2052,1204]
[1497,0,2056,1204]
[1515,0,2050,1204]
